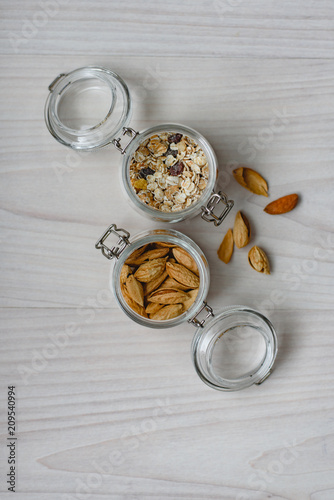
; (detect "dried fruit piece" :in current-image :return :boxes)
[168,133,183,144]
[126,275,144,307]
[233,211,251,249]
[148,288,189,305]
[172,247,198,275]
[138,167,155,179]
[158,277,189,291]
[182,288,199,311]
[264,194,298,215]
[132,247,169,265]
[125,245,148,265]
[134,258,167,283]
[120,264,131,284]
[169,161,184,176]
[121,284,148,317]
[166,261,200,288]
[217,228,234,264]
[248,246,270,275]
[143,270,168,296]
[145,302,164,315]
[150,304,183,321]
[133,178,147,190]
[233,167,268,197]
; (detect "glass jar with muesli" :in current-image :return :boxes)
[45,66,234,225]
[95,223,278,392]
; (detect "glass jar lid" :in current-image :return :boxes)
[192,307,278,391]
[44,66,131,150]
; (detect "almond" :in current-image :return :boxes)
[248,246,270,275]
[121,284,148,317]
[134,258,167,283]
[154,242,177,248]
[233,211,251,249]
[125,274,144,307]
[150,304,183,321]
[148,288,189,305]
[166,261,200,288]
[217,228,234,263]
[125,244,148,265]
[158,277,190,291]
[120,264,131,284]
[233,167,268,197]
[143,270,168,296]
[182,288,199,311]
[264,194,298,215]
[172,247,199,275]
[132,247,170,265]
[145,302,164,315]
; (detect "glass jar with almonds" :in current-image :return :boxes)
[45,66,234,225]
[96,223,278,391]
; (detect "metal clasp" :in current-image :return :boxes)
[189,302,214,328]
[112,127,139,154]
[95,224,130,260]
[48,73,67,92]
[201,191,234,226]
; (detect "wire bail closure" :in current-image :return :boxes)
[95,224,130,260]
[201,192,234,226]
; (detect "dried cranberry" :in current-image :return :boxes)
[165,148,178,158]
[168,133,183,144]
[138,167,155,179]
[168,162,184,176]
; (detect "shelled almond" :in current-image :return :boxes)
[120,243,200,320]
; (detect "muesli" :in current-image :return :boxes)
[129,132,209,212]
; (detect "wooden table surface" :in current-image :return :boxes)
[1,2,334,499]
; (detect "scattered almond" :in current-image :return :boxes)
[248,246,270,275]
[217,228,234,264]
[264,194,298,215]
[233,211,251,249]
[233,167,268,197]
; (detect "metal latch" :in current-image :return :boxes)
[189,302,214,328]
[112,127,139,154]
[201,191,234,226]
[95,224,130,260]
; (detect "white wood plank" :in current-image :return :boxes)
[1,0,334,58]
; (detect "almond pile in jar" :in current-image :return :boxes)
[120,242,200,320]
[129,132,209,212]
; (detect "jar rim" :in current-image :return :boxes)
[191,306,278,391]
[110,228,210,329]
[45,66,132,150]
[121,123,218,223]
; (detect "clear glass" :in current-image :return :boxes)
[44,66,131,149]
[191,307,278,391]
[121,123,218,223]
[110,228,210,329]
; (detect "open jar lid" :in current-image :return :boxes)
[191,307,278,391]
[44,66,132,150]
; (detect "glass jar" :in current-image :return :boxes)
[96,223,278,391]
[45,66,234,225]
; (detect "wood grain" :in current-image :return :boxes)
[0,2,334,498]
